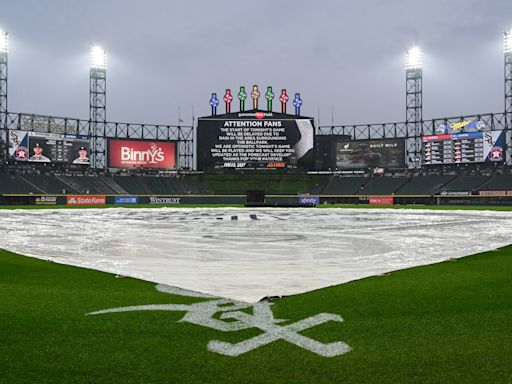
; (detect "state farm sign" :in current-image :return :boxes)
[66,196,106,206]
[108,140,176,169]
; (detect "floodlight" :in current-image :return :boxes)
[90,45,107,69]
[505,29,512,54]
[406,46,422,70]
[0,30,8,54]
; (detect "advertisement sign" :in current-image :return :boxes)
[439,191,472,196]
[196,111,315,170]
[298,196,320,206]
[9,130,90,165]
[108,140,177,169]
[114,196,139,205]
[35,196,58,205]
[436,120,485,134]
[478,190,512,196]
[148,196,181,205]
[422,130,505,165]
[335,139,405,170]
[66,196,106,206]
[369,196,394,206]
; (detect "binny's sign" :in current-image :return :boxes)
[109,140,176,169]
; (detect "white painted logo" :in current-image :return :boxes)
[86,284,351,358]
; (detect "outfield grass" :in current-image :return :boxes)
[1,246,511,383]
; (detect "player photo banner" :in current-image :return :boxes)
[108,140,176,169]
[9,130,90,165]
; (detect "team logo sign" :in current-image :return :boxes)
[86,284,351,358]
[489,146,503,162]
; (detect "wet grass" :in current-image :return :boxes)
[1,245,511,383]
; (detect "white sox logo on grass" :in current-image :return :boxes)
[86,284,351,358]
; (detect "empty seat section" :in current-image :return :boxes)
[441,175,491,192]
[21,174,70,194]
[480,174,512,191]
[396,175,455,195]
[323,177,368,195]
[0,173,34,194]
[113,176,152,194]
[359,177,408,195]
[60,176,115,194]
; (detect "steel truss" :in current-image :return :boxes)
[406,68,422,168]
[2,112,194,170]
[505,49,512,163]
[89,67,107,168]
[0,51,7,162]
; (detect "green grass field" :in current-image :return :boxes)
[2,243,512,383]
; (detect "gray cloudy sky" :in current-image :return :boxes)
[2,0,512,126]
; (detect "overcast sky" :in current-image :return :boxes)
[2,0,512,126]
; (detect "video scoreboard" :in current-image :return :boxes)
[9,130,90,165]
[196,110,315,170]
[422,131,505,165]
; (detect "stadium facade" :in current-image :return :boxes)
[2,30,512,206]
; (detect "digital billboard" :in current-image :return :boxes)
[422,130,505,165]
[196,110,315,170]
[9,130,90,165]
[335,139,405,170]
[108,139,177,169]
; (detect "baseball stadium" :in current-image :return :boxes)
[2,9,512,384]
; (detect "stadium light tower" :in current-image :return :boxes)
[89,45,107,168]
[406,46,423,169]
[505,29,512,139]
[0,30,8,163]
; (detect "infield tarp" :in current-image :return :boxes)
[1,208,512,302]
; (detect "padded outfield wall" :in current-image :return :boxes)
[3,194,512,206]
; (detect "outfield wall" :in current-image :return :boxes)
[3,194,512,206]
